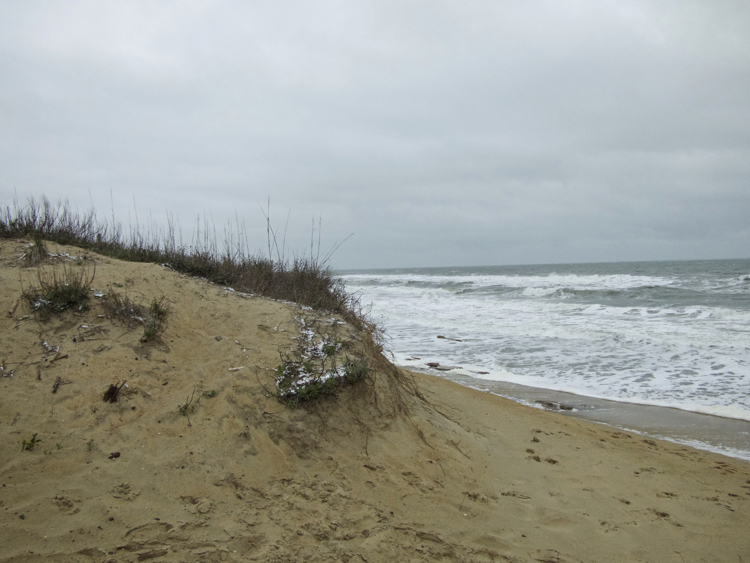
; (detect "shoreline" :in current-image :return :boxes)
[405,365,750,461]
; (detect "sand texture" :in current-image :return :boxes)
[1,239,749,562]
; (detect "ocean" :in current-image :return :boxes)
[339,259,750,460]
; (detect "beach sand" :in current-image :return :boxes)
[1,239,749,562]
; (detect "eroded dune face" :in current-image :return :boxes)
[2,239,750,563]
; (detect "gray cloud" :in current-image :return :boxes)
[1,0,749,269]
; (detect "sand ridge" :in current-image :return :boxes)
[1,239,749,562]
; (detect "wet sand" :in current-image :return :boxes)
[416,369,750,461]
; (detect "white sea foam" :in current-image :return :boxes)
[342,260,750,434]
[344,271,675,290]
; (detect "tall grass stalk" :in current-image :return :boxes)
[1,197,370,330]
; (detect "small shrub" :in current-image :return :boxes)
[342,357,370,383]
[24,232,48,265]
[274,316,370,408]
[149,297,169,322]
[21,433,41,451]
[22,263,95,320]
[101,291,169,342]
[275,358,370,408]
[321,337,341,357]
[178,386,198,426]
[100,291,145,323]
[141,297,169,342]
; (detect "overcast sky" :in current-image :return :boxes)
[1,1,748,269]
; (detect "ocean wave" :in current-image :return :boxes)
[342,272,676,292]
[342,273,705,304]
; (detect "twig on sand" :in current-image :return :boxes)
[179,386,198,426]
[103,380,127,403]
[255,371,275,397]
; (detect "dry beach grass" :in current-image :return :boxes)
[1,207,749,561]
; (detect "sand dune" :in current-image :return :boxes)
[1,239,749,562]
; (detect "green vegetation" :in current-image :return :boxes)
[21,433,41,451]
[100,291,143,323]
[321,337,342,357]
[341,357,371,383]
[141,297,169,342]
[275,355,371,408]
[101,291,170,342]
[178,386,198,426]
[25,231,48,265]
[1,197,370,329]
[21,263,95,320]
[275,317,371,408]
[178,401,195,417]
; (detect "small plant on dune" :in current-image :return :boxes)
[24,231,48,265]
[274,316,371,408]
[178,385,199,426]
[100,291,145,324]
[101,291,169,342]
[275,354,371,408]
[275,358,340,407]
[321,337,342,357]
[22,263,95,320]
[178,400,195,417]
[341,357,370,383]
[21,433,41,451]
[141,297,169,342]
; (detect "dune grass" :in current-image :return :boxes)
[21,262,96,321]
[99,291,170,342]
[1,197,370,330]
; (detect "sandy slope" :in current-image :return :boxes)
[1,239,749,563]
